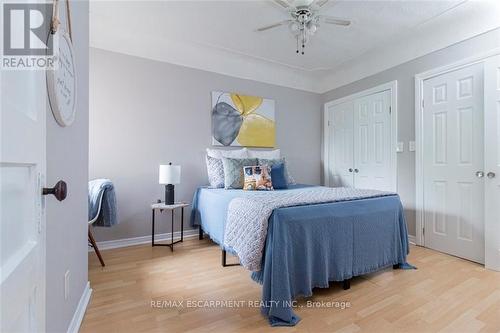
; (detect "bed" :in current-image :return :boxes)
[190,184,410,326]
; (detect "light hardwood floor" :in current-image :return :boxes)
[81,238,500,333]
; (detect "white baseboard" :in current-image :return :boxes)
[89,229,200,251]
[408,234,416,245]
[67,281,92,333]
[90,229,416,250]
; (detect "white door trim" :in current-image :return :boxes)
[414,47,500,248]
[323,80,398,192]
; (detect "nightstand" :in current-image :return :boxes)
[151,202,190,251]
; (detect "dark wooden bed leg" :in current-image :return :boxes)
[198,225,203,240]
[221,249,240,267]
[342,279,351,290]
[393,264,400,269]
[222,249,227,267]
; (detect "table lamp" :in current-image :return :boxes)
[159,163,181,205]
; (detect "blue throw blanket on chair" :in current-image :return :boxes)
[88,179,118,227]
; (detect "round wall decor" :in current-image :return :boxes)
[46,29,77,127]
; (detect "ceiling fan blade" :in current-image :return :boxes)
[256,20,291,32]
[312,0,329,8]
[273,0,292,9]
[321,15,351,26]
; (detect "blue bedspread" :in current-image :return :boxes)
[190,185,409,326]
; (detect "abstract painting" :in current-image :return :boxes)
[211,91,275,147]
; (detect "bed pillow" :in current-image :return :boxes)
[258,157,296,185]
[206,148,248,159]
[205,155,225,188]
[270,163,288,190]
[221,157,258,189]
[247,149,280,159]
[243,165,273,191]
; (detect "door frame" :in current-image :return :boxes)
[323,80,398,191]
[414,47,500,249]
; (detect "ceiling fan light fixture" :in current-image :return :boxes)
[289,21,300,34]
[306,21,317,34]
[257,0,352,55]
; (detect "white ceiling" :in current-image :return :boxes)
[90,0,500,92]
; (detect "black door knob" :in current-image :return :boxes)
[42,180,67,201]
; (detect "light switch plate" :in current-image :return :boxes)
[396,142,405,153]
[409,141,416,152]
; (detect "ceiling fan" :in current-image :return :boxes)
[256,0,351,55]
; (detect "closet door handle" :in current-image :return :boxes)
[354,169,359,173]
[487,172,496,179]
[476,171,485,178]
[348,168,353,172]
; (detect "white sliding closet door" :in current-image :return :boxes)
[484,55,500,270]
[422,63,485,263]
[327,101,354,187]
[353,90,392,191]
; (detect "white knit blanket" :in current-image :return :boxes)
[223,187,395,271]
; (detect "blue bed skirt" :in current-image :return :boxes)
[191,186,409,326]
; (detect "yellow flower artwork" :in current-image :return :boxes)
[211,91,276,148]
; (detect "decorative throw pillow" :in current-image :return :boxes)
[258,157,296,185]
[221,157,258,189]
[205,155,224,188]
[206,148,248,159]
[270,163,288,190]
[243,165,273,191]
[247,149,280,159]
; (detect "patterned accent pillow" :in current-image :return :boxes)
[243,165,273,191]
[205,155,224,188]
[258,157,296,185]
[221,157,258,189]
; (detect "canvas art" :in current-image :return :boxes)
[211,91,275,147]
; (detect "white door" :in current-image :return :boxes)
[353,90,393,191]
[422,63,484,263]
[484,55,500,271]
[327,101,354,187]
[0,70,47,329]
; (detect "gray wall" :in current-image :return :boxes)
[45,1,89,332]
[89,48,322,242]
[322,28,500,236]
[90,28,500,242]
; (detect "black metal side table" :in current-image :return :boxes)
[151,202,189,251]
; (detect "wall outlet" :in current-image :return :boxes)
[64,270,70,300]
[409,141,416,152]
